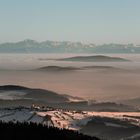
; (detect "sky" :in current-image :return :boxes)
[0,0,140,44]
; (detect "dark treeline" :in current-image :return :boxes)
[0,121,100,140]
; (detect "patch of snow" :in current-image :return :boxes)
[105,122,126,128]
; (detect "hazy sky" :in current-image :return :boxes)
[0,0,140,44]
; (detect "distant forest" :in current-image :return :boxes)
[0,121,100,140]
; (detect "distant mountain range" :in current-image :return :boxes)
[0,39,140,53]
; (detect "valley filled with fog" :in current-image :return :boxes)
[0,53,140,102]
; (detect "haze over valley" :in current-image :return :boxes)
[0,53,140,103]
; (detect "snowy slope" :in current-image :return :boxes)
[0,107,140,129]
[0,106,140,140]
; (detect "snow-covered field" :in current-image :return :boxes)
[0,106,140,140]
[0,107,140,130]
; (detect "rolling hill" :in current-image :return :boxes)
[0,85,138,112]
[58,55,130,62]
[0,85,69,104]
[36,66,81,72]
[0,106,139,140]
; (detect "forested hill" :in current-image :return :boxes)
[0,121,100,140]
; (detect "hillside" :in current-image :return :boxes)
[0,106,139,140]
[59,55,130,62]
[36,66,81,72]
[0,85,69,103]
[0,85,138,112]
[80,116,140,140]
[0,121,100,140]
[120,97,140,107]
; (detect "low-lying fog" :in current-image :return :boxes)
[0,53,140,102]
